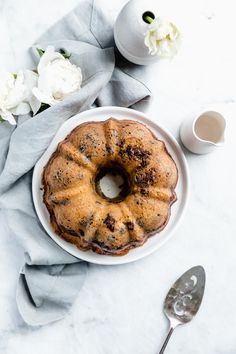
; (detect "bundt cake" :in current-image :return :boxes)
[42,118,178,256]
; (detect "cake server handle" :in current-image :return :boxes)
[158,326,175,354]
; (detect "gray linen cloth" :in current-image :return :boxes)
[0,0,151,326]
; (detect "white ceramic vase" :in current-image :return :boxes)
[114,0,159,65]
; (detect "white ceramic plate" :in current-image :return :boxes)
[32,106,190,265]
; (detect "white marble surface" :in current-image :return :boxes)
[1,0,236,353]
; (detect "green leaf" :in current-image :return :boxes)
[36,48,45,57]
[63,53,71,59]
[37,103,50,114]
[13,73,17,79]
[0,116,5,123]
[59,48,71,59]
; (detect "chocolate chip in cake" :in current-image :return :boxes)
[85,133,94,141]
[93,240,106,248]
[65,154,73,161]
[85,154,92,160]
[52,198,70,206]
[95,229,100,237]
[104,214,115,232]
[79,229,85,236]
[53,170,63,181]
[140,188,149,196]
[61,199,70,206]
[106,145,113,154]
[117,139,125,148]
[80,214,94,227]
[136,218,144,227]
[119,144,150,168]
[125,221,134,231]
[80,218,88,227]
[60,225,79,237]
[63,176,72,186]
[78,144,86,153]
[134,168,157,187]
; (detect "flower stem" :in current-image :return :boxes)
[145,15,154,24]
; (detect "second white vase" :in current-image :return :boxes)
[114,0,159,65]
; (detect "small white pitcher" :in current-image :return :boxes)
[180,111,226,154]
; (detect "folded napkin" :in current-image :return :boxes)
[0,0,151,326]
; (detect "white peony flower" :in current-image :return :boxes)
[144,17,181,58]
[32,46,83,106]
[22,70,41,115]
[0,69,40,125]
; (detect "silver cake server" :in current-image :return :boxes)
[158,265,206,354]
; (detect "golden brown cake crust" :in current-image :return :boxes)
[42,118,178,256]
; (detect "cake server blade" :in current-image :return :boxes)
[158,265,206,354]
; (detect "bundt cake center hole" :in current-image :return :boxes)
[95,165,131,202]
